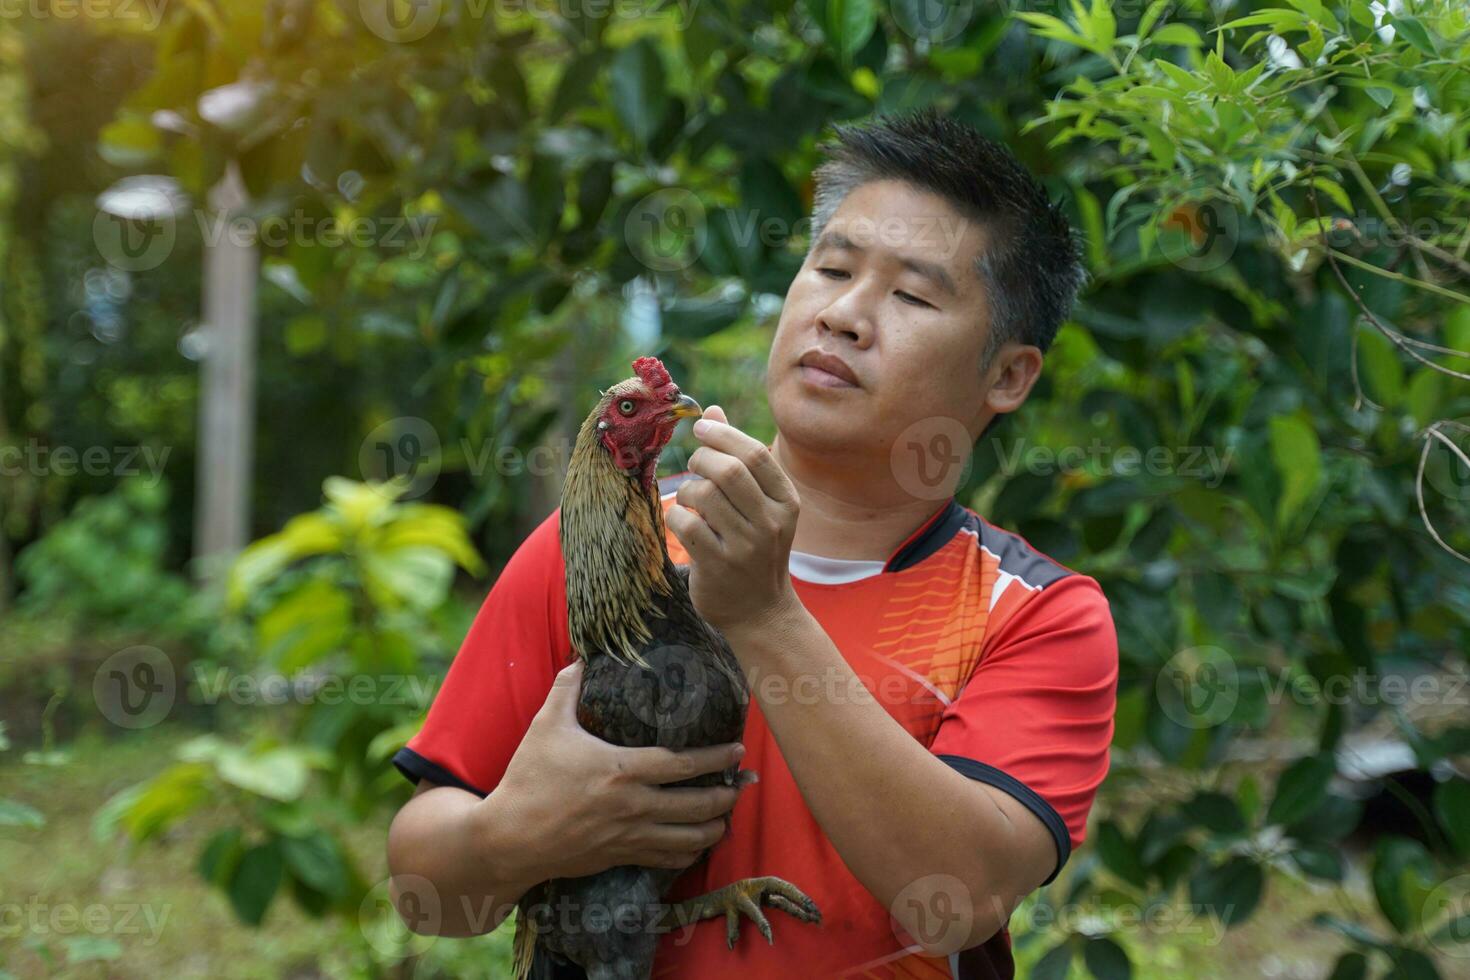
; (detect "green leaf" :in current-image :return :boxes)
[1016,13,1095,52]
[361,545,456,611]
[228,842,284,927]
[830,0,879,65]
[662,296,747,339]
[1391,16,1439,56]
[1372,837,1435,933]
[0,798,44,829]
[1135,122,1174,167]
[1034,940,1075,980]
[1157,60,1204,91]
[216,747,316,803]
[1181,792,1246,834]
[1219,11,1311,32]
[1328,952,1369,980]
[1190,857,1264,928]
[62,937,122,965]
[1357,326,1405,407]
[1151,24,1203,47]
[1267,754,1335,826]
[1290,842,1345,881]
[255,578,351,674]
[1096,820,1147,887]
[1434,779,1470,855]
[1082,936,1132,980]
[1312,177,1353,213]
[1385,947,1442,980]
[549,52,607,122]
[199,827,245,887]
[1137,0,1171,39]
[281,832,349,899]
[1268,415,1322,531]
[1087,0,1116,51]
[610,39,668,151]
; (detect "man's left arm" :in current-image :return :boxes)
[665,413,1117,955]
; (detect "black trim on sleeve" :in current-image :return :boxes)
[392,747,489,798]
[937,754,1071,886]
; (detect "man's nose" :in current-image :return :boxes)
[816,285,875,346]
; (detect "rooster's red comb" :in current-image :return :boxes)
[632,356,673,390]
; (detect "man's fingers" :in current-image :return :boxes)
[701,404,729,425]
[676,476,744,536]
[640,819,728,853]
[691,415,797,507]
[622,742,743,784]
[640,785,740,824]
[665,500,722,559]
[688,446,766,520]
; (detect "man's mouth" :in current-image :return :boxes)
[797,350,861,389]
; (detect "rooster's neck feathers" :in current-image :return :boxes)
[561,400,677,668]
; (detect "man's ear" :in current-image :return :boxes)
[983,344,1044,416]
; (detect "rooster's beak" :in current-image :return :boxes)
[668,393,703,421]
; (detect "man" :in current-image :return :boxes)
[387,109,1117,979]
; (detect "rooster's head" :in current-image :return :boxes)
[591,356,702,490]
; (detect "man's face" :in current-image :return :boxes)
[766,179,996,466]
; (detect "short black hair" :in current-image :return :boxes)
[808,109,1086,366]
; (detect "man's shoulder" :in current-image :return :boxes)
[951,505,1113,641]
[959,505,1077,592]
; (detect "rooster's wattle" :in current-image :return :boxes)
[512,356,821,980]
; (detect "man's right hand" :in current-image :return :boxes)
[483,658,744,881]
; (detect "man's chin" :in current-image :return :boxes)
[771,389,882,456]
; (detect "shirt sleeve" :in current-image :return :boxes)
[927,573,1118,884]
[392,509,572,797]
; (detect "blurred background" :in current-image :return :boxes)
[1,0,1468,977]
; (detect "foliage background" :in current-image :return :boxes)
[1,0,1468,977]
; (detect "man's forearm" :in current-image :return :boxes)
[387,784,540,937]
[726,599,1039,951]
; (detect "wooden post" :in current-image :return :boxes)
[192,162,258,581]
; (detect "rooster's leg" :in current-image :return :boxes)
[662,876,821,949]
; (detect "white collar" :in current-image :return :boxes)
[787,550,885,585]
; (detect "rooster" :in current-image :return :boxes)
[512,356,821,980]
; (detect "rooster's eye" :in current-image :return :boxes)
[618,399,637,416]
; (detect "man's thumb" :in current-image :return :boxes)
[702,404,729,425]
[544,658,584,720]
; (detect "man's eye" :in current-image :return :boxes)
[817,267,850,279]
[895,290,934,309]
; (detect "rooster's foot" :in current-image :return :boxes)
[665,876,821,949]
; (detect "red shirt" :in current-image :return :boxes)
[396,479,1118,979]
